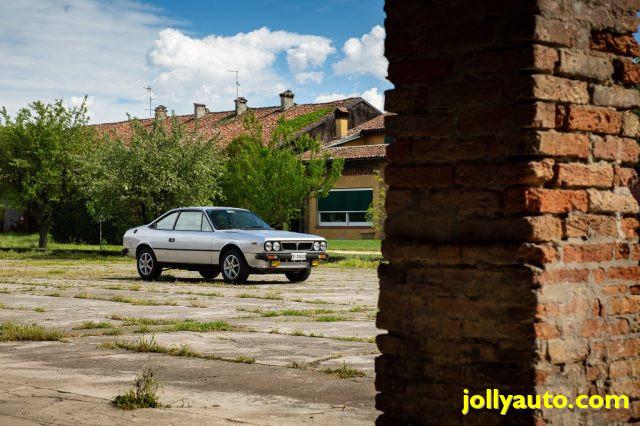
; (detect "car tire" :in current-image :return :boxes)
[136,247,162,281]
[220,249,250,284]
[199,267,220,281]
[285,268,311,283]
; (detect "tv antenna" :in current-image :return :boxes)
[227,70,240,98]
[143,85,155,118]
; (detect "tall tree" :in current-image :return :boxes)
[0,99,91,248]
[222,112,343,229]
[83,115,225,236]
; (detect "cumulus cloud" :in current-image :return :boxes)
[0,0,169,123]
[148,27,334,109]
[314,87,385,111]
[333,25,388,81]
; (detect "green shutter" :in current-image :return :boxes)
[318,189,373,212]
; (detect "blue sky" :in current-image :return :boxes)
[0,0,389,123]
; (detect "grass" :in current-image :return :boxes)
[72,321,113,330]
[110,316,235,333]
[74,293,177,306]
[326,239,381,252]
[322,257,379,269]
[238,307,336,318]
[236,290,283,300]
[323,363,366,379]
[0,233,121,253]
[100,335,254,363]
[314,315,348,322]
[0,322,66,342]
[113,366,162,410]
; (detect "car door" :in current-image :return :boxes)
[168,211,215,264]
[147,211,180,262]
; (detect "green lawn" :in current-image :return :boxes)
[326,239,381,252]
[0,233,121,253]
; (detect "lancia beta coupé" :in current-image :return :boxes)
[123,207,328,284]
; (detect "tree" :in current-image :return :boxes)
[222,112,343,229]
[366,172,386,234]
[0,99,91,249]
[83,115,225,237]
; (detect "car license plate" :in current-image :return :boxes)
[291,252,306,261]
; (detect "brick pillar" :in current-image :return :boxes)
[378,1,640,424]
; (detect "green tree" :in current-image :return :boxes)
[83,115,225,237]
[366,172,386,234]
[0,99,92,248]
[222,112,343,229]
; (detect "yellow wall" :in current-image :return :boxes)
[308,159,386,240]
[341,132,385,147]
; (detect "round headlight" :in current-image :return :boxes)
[313,241,320,251]
[264,241,272,251]
[320,241,327,251]
[272,241,281,251]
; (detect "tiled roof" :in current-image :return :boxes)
[93,98,361,147]
[345,113,387,136]
[306,143,387,161]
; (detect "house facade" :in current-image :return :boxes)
[307,113,389,240]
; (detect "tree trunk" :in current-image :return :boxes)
[38,224,49,250]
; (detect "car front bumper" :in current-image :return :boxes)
[251,252,328,270]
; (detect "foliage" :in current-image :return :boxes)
[82,115,225,237]
[365,172,386,233]
[113,366,162,410]
[272,107,332,139]
[222,111,343,229]
[0,322,66,342]
[0,99,93,248]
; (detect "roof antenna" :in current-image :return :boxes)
[227,70,240,98]
[143,85,154,118]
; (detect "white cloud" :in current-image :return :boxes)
[314,87,384,111]
[0,0,169,123]
[148,27,334,109]
[295,71,324,84]
[333,25,388,81]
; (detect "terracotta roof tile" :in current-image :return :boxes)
[93,98,361,147]
[309,143,387,161]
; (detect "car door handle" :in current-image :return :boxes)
[169,238,175,242]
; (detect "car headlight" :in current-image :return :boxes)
[272,241,281,251]
[264,241,272,251]
[313,241,320,251]
[320,241,327,251]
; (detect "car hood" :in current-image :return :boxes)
[217,229,323,241]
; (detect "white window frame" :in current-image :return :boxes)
[317,188,373,227]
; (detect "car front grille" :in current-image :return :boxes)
[281,242,313,251]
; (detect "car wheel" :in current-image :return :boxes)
[220,249,250,284]
[199,267,220,281]
[137,247,162,281]
[285,268,311,283]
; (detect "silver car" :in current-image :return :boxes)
[122,207,328,283]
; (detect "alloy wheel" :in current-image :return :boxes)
[139,252,153,276]
[223,254,240,279]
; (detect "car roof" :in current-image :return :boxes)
[176,206,248,211]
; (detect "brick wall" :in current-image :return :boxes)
[378,1,640,424]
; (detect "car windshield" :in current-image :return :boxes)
[207,209,271,230]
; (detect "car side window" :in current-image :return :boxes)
[155,212,179,230]
[174,211,203,231]
[202,214,213,231]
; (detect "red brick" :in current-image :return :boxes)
[606,266,640,282]
[556,162,613,188]
[532,75,589,103]
[533,131,590,158]
[535,268,590,285]
[606,338,640,360]
[614,166,638,187]
[591,31,640,56]
[564,213,618,238]
[507,188,588,213]
[516,243,559,265]
[622,217,640,238]
[581,318,629,338]
[563,244,615,262]
[455,159,554,187]
[609,296,640,315]
[525,216,564,242]
[535,322,561,339]
[588,189,639,213]
[563,105,622,134]
[385,165,453,188]
[614,59,640,85]
[592,84,640,109]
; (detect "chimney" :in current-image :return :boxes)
[154,105,167,120]
[194,103,206,119]
[235,97,248,116]
[334,107,349,138]
[279,89,295,111]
